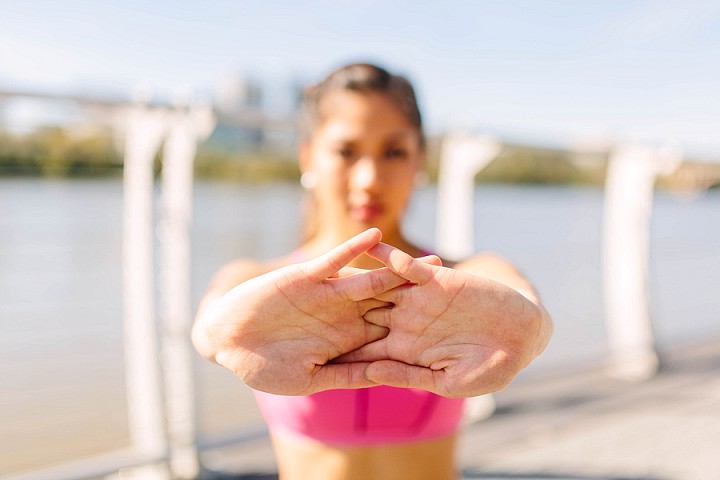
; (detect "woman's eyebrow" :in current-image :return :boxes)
[384,131,417,142]
[328,138,357,146]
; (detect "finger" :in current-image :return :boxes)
[364,360,445,396]
[363,306,394,328]
[332,266,366,278]
[330,265,381,278]
[357,298,394,314]
[367,243,436,285]
[308,362,378,394]
[305,228,382,282]
[329,256,438,280]
[363,320,390,344]
[418,254,443,267]
[332,338,390,363]
[328,266,411,301]
[334,250,442,303]
[375,255,440,293]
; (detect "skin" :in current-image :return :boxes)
[271,433,456,480]
[192,89,552,480]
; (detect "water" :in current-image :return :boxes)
[1,178,719,473]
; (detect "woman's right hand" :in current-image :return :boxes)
[191,228,414,396]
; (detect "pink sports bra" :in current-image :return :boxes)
[254,387,464,446]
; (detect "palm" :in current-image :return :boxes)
[197,229,409,395]
[340,243,546,397]
[220,267,388,394]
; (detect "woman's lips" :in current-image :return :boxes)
[351,203,384,221]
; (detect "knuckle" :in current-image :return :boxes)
[326,253,344,273]
[396,254,415,275]
[369,271,385,296]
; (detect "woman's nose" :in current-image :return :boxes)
[350,156,380,191]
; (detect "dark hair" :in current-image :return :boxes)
[298,63,425,148]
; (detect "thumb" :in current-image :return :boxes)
[418,254,443,267]
[366,243,436,285]
[364,360,445,396]
[305,228,382,281]
[308,362,378,394]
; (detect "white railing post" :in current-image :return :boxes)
[436,133,501,261]
[158,102,216,479]
[603,144,682,381]
[121,106,170,478]
[436,132,501,423]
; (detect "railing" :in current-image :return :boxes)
[2,90,216,480]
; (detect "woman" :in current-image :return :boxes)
[192,63,552,480]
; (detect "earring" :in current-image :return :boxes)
[300,171,318,189]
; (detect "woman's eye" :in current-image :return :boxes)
[385,148,408,160]
[337,148,353,159]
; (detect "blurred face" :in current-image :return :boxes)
[300,91,423,237]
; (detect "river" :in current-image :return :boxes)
[1,178,718,473]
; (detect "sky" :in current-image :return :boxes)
[1,0,719,158]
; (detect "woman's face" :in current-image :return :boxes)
[301,90,423,237]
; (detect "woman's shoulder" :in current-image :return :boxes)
[451,251,511,272]
[195,255,292,320]
[207,255,294,295]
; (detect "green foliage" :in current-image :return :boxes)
[0,127,122,177]
[0,126,607,185]
[477,145,606,185]
[194,150,300,182]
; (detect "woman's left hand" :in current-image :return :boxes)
[193,229,415,396]
[337,242,552,398]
